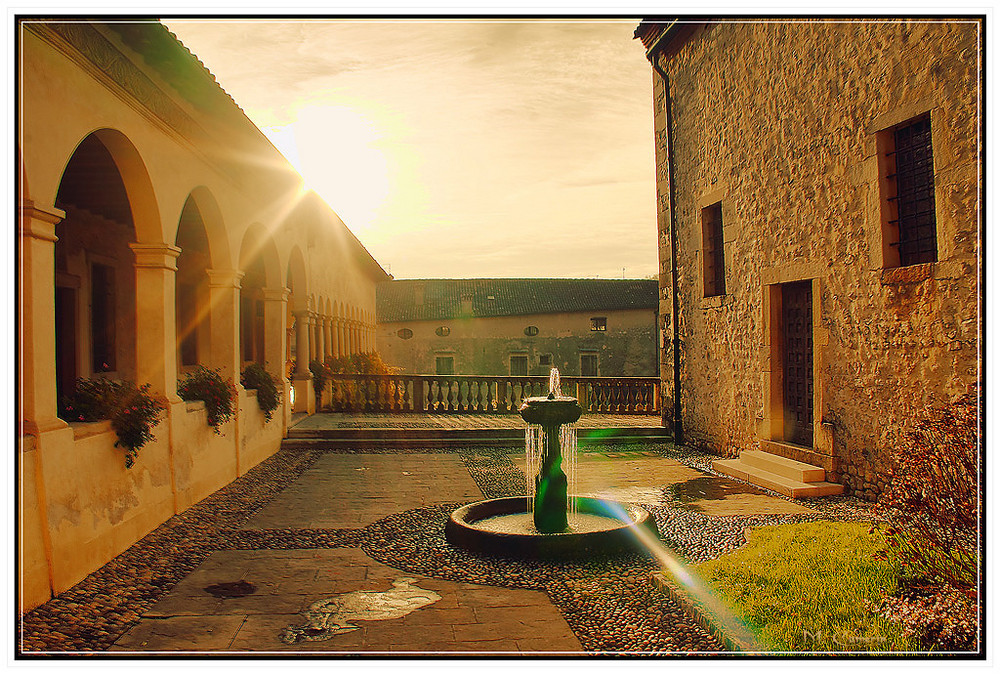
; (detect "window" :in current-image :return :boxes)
[539,354,552,368]
[435,356,454,375]
[590,317,606,331]
[510,355,528,376]
[91,263,116,372]
[879,115,937,267]
[702,202,726,296]
[524,325,539,336]
[435,325,450,337]
[397,328,413,340]
[580,353,598,377]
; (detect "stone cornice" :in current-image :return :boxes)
[129,242,182,270]
[206,268,244,289]
[20,201,65,242]
[27,22,204,143]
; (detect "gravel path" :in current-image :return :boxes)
[19,442,875,655]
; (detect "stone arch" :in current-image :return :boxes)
[238,224,281,367]
[174,188,229,375]
[52,129,159,409]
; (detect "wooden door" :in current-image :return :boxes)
[782,281,813,446]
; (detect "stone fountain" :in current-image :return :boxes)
[445,368,658,559]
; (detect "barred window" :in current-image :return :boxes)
[889,116,937,266]
[702,202,726,297]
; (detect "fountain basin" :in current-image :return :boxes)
[445,496,659,559]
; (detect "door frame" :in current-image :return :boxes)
[758,267,833,455]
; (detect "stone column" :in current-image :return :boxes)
[19,201,70,610]
[328,317,339,359]
[324,317,334,362]
[262,287,288,373]
[206,269,244,383]
[315,313,326,364]
[262,287,289,433]
[337,319,346,358]
[20,201,66,436]
[130,243,182,403]
[292,309,313,414]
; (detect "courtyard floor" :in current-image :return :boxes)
[19,415,876,656]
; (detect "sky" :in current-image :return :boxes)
[163,18,659,280]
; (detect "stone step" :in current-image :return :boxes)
[740,449,827,482]
[713,458,844,499]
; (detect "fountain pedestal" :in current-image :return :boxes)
[519,395,581,533]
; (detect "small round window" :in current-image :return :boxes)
[435,326,451,336]
[524,326,539,336]
[397,328,413,340]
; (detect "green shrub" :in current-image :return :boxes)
[309,359,328,397]
[241,363,279,422]
[178,366,237,434]
[60,378,164,469]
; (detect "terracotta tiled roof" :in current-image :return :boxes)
[377,278,658,323]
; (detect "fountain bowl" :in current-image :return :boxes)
[445,496,659,559]
[518,395,582,426]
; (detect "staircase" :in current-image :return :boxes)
[713,449,843,498]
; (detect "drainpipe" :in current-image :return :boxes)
[646,23,683,444]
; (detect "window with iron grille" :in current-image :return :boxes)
[702,202,726,297]
[590,317,606,331]
[885,115,937,266]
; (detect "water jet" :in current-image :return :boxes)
[446,368,659,559]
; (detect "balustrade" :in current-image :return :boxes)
[325,374,660,415]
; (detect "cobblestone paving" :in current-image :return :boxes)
[19,441,876,656]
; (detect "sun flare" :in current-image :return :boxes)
[263,105,391,234]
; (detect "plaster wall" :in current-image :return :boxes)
[652,20,980,498]
[377,309,658,376]
[170,402,239,513]
[37,422,175,596]
[19,22,385,611]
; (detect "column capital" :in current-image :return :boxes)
[262,286,290,302]
[293,308,311,320]
[206,268,245,289]
[20,200,65,242]
[130,243,182,270]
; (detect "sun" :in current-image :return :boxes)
[262,105,390,234]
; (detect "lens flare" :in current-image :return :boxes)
[598,498,766,653]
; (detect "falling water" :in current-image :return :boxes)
[526,425,579,518]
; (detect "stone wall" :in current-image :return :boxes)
[652,19,980,498]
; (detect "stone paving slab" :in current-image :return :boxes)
[112,548,581,653]
[292,412,661,431]
[244,453,483,530]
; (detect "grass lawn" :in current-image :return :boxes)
[694,521,921,652]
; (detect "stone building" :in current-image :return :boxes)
[635,18,981,498]
[18,19,388,611]
[376,279,659,377]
